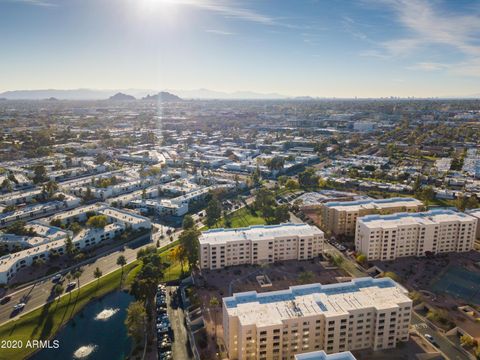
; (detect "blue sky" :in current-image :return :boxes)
[1,0,480,97]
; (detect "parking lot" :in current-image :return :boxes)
[155,285,192,360]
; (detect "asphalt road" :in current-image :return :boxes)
[0,233,174,326]
[411,313,472,360]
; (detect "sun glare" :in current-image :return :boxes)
[133,0,185,25]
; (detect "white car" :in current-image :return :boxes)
[52,274,62,282]
[13,303,25,311]
[424,334,437,345]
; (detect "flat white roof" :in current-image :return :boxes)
[324,197,423,212]
[224,277,410,327]
[200,223,323,245]
[359,209,477,229]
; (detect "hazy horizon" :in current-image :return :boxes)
[1,0,480,97]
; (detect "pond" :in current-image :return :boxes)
[31,290,133,360]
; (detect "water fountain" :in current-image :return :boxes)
[94,308,120,321]
[73,344,97,359]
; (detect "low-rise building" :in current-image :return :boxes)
[356,209,477,261]
[0,204,151,284]
[199,223,324,270]
[223,277,411,360]
[319,198,424,236]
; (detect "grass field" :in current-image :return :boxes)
[202,207,266,230]
[0,261,139,360]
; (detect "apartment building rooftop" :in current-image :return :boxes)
[359,209,476,228]
[324,197,422,211]
[223,277,409,327]
[200,223,323,245]
[295,351,357,360]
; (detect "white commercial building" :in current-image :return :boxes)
[223,277,412,360]
[199,223,324,270]
[356,209,477,261]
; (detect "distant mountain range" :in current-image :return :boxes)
[109,92,136,101]
[168,88,287,100]
[1,88,479,100]
[142,92,182,101]
[0,88,289,100]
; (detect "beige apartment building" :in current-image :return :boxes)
[223,277,412,360]
[199,224,324,270]
[466,209,480,239]
[356,209,477,261]
[319,198,424,237]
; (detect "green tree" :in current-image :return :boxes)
[274,205,290,224]
[86,215,108,228]
[117,255,127,278]
[182,214,195,230]
[125,301,147,344]
[466,196,479,210]
[72,269,83,289]
[179,228,200,269]
[33,164,47,184]
[1,179,13,192]
[455,195,468,211]
[206,197,222,228]
[285,179,299,191]
[266,156,285,171]
[298,168,319,190]
[209,296,220,343]
[93,267,103,289]
[254,188,275,216]
[250,165,261,186]
[65,235,75,258]
[53,284,64,302]
[356,254,367,265]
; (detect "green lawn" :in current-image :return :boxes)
[158,245,190,282]
[0,262,139,360]
[202,207,266,230]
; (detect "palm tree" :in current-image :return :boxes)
[209,296,220,344]
[53,284,64,302]
[72,269,83,289]
[117,255,127,280]
[93,267,102,290]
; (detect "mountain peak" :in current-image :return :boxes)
[109,92,136,101]
[141,91,182,101]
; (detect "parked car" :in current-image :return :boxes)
[0,295,12,304]
[424,334,438,346]
[12,303,25,311]
[159,351,173,360]
[52,274,62,282]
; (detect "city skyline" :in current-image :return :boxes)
[1,0,480,98]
